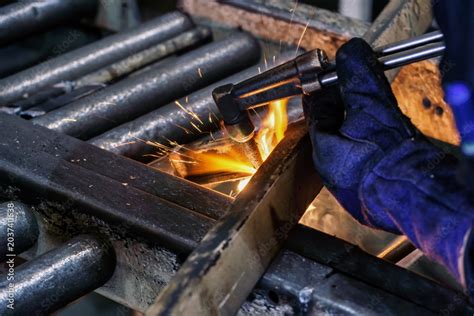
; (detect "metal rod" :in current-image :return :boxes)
[376,30,444,55]
[0,201,38,261]
[20,84,104,119]
[89,53,293,160]
[0,235,116,315]
[319,42,445,87]
[72,27,212,88]
[0,0,98,46]
[33,32,261,140]
[0,11,195,106]
[0,26,99,79]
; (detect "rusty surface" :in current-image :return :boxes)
[393,61,460,145]
[180,0,366,58]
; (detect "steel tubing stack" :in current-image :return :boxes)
[0,11,195,106]
[33,32,261,140]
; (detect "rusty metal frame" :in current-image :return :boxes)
[147,121,321,315]
[146,1,434,314]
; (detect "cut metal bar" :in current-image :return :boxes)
[0,201,38,261]
[33,32,261,140]
[72,27,212,88]
[146,121,322,315]
[0,0,98,45]
[0,234,116,316]
[0,114,232,253]
[89,53,292,160]
[0,11,195,106]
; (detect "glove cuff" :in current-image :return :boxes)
[361,137,474,291]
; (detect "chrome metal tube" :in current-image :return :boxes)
[319,42,445,87]
[377,30,444,55]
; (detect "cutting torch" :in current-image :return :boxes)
[212,31,445,167]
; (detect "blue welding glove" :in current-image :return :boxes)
[303,38,474,295]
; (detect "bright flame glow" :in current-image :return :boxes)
[255,99,288,161]
[237,178,251,191]
[186,152,256,175]
[163,98,289,195]
[236,99,289,191]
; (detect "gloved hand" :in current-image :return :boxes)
[303,38,474,296]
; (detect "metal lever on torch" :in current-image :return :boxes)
[212,31,446,144]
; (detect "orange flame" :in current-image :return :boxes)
[183,151,256,175]
[165,99,289,194]
[236,98,288,190]
[255,99,289,160]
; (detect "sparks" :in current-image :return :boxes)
[175,100,204,124]
[173,123,192,134]
[296,20,310,56]
[190,122,203,133]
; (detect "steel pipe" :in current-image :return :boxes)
[0,0,98,46]
[0,234,116,316]
[72,27,212,88]
[33,32,261,140]
[0,11,195,106]
[0,201,38,261]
